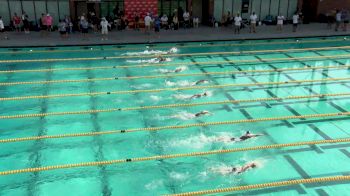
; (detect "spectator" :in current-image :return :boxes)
[40,13,46,36]
[45,14,53,32]
[226,11,232,26]
[161,14,169,29]
[172,14,179,30]
[341,9,349,31]
[0,16,8,40]
[58,19,67,38]
[144,13,152,34]
[13,13,21,32]
[100,17,111,40]
[22,12,30,34]
[277,14,285,31]
[250,12,258,33]
[221,14,227,26]
[234,13,242,34]
[154,16,161,36]
[335,10,342,31]
[183,10,190,28]
[64,15,73,34]
[292,12,299,32]
[80,18,89,39]
[134,12,140,30]
[193,16,199,28]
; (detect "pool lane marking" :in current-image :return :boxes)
[1,53,350,74]
[1,77,349,101]
[0,112,349,144]
[167,175,350,196]
[0,37,348,55]
[1,45,350,64]
[0,137,349,175]
[2,64,350,86]
[1,93,349,119]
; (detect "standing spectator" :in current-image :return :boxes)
[193,16,199,28]
[134,12,140,30]
[58,20,67,38]
[154,16,161,37]
[221,13,227,27]
[226,11,232,26]
[80,18,89,39]
[335,10,342,31]
[277,14,285,31]
[64,15,73,34]
[183,10,190,28]
[100,17,111,40]
[249,12,258,33]
[0,16,8,40]
[13,13,21,32]
[234,13,242,34]
[341,9,349,31]
[40,13,46,36]
[45,14,53,32]
[161,14,169,29]
[144,13,152,34]
[172,14,179,30]
[22,12,30,34]
[292,12,299,32]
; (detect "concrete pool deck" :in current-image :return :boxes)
[0,23,349,47]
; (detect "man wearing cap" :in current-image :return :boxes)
[45,13,53,32]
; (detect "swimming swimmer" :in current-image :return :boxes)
[238,131,263,141]
[193,79,210,85]
[170,110,212,120]
[194,110,211,117]
[190,92,209,99]
[234,162,257,174]
[158,66,187,74]
[123,47,178,56]
[126,57,171,64]
[216,131,263,143]
[210,162,257,175]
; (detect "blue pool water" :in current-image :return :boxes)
[0,36,350,195]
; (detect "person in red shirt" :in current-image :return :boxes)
[12,13,21,32]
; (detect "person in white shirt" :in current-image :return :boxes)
[234,13,242,34]
[144,13,152,34]
[277,15,285,31]
[193,16,199,28]
[335,10,342,31]
[292,12,299,32]
[183,11,190,28]
[161,14,169,29]
[100,17,111,40]
[250,12,258,33]
[0,16,8,40]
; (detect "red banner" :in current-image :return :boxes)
[124,0,158,22]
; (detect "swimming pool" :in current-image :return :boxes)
[0,36,350,196]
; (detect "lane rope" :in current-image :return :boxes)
[0,37,347,55]
[0,112,349,143]
[1,64,350,86]
[0,137,349,175]
[1,53,350,73]
[166,175,350,196]
[1,46,350,63]
[1,93,349,119]
[1,77,349,101]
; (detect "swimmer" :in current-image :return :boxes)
[171,110,212,120]
[215,131,263,143]
[126,57,171,64]
[210,162,257,175]
[123,47,178,56]
[234,162,257,174]
[158,66,187,74]
[192,79,210,85]
[194,110,211,117]
[238,131,263,141]
[190,92,209,99]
